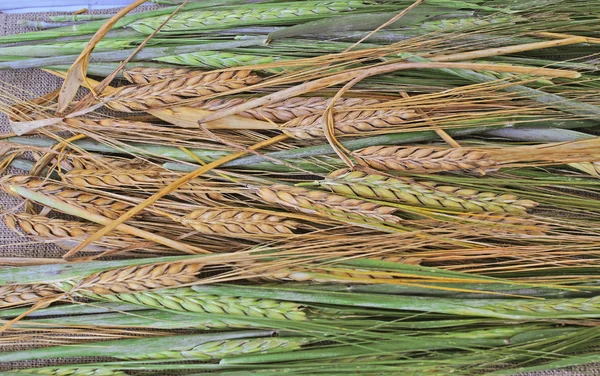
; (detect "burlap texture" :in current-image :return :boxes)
[0,5,598,376]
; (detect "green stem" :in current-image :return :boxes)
[0,38,266,70]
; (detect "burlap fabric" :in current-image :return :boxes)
[0,6,598,375]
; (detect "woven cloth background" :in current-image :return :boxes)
[0,6,598,375]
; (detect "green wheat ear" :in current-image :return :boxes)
[129,1,376,34]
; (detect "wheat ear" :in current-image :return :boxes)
[0,284,60,308]
[352,145,497,172]
[177,208,298,237]
[319,169,537,214]
[256,184,401,225]
[61,262,203,295]
[279,108,418,139]
[105,69,261,112]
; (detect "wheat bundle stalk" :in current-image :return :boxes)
[318,169,538,214]
[177,208,299,237]
[104,69,261,112]
[256,184,401,225]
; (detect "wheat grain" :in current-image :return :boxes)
[319,169,537,214]
[352,145,497,172]
[256,184,400,225]
[178,208,298,236]
[105,69,261,112]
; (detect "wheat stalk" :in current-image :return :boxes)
[121,337,309,360]
[0,284,60,308]
[352,145,497,172]
[318,169,537,214]
[129,1,374,34]
[105,69,261,112]
[279,108,419,139]
[256,184,401,225]
[177,208,298,237]
[61,262,203,295]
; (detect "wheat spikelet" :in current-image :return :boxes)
[178,208,298,237]
[63,262,203,295]
[256,184,401,225]
[279,108,418,139]
[121,337,309,360]
[85,288,307,321]
[15,367,126,376]
[319,169,537,214]
[129,1,374,34]
[0,284,60,307]
[352,146,497,172]
[123,67,201,84]
[62,167,225,201]
[1,175,132,219]
[105,69,261,112]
